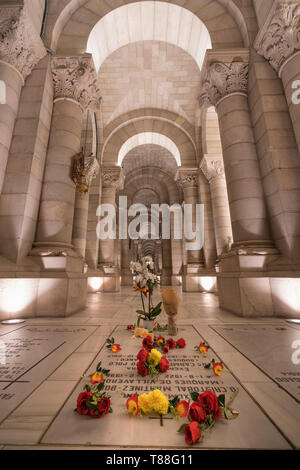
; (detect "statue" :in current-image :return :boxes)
[161,289,181,336]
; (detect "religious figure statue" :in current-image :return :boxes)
[161,289,181,336]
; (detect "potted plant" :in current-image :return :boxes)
[130,256,161,330]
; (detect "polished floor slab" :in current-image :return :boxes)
[42,324,290,449]
[211,324,300,402]
[0,325,96,422]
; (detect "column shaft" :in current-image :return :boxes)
[217,93,271,245]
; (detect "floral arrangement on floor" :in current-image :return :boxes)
[106,337,121,353]
[75,362,113,419]
[152,335,186,354]
[136,347,170,376]
[178,389,239,445]
[126,389,190,424]
[133,328,154,339]
[130,256,162,325]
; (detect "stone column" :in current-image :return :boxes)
[34,55,101,254]
[98,167,124,292]
[176,168,205,291]
[200,155,233,257]
[72,156,100,257]
[0,4,45,193]
[200,50,276,256]
[255,2,300,155]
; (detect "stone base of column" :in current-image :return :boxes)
[217,273,300,318]
[182,266,217,293]
[93,264,121,292]
[0,251,88,321]
[171,275,182,286]
[217,246,300,317]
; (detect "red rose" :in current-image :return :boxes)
[137,348,149,362]
[159,357,170,373]
[184,422,201,445]
[76,391,92,415]
[177,338,186,348]
[145,342,154,351]
[198,390,221,421]
[189,402,207,423]
[88,398,111,419]
[166,338,176,350]
[137,360,149,376]
[142,335,153,347]
[163,345,170,354]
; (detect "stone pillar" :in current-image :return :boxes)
[98,167,124,292]
[72,156,100,257]
[0,4,45,194]
[255,2,300,155]
[255,2,300,262]
[200,155,233,257]
[200,50,279,316]
[34,55,101,251]
[200,50,275,254]
[176,168,204,291]
[31,54,101,316]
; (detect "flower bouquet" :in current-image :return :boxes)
[178,389,239,445]
[126,389,190,422]
[130,256,162,329]
[75,362,113,419]
[136,347,170,377]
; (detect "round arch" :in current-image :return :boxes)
[50,0,250,55]
[102,117,197,167]
[118,133,181,167]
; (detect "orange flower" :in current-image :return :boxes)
[111,344,122,353]
[90,372,104,384]
[199,342,208,354]
[126,392,139,416]
[212,362,224,376]
[156,335,164,346]
[134,285,149,297]
[175,400,190,418]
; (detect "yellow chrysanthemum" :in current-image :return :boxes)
[148,349,162,367]
[138,393,152,414]
[148,390,169,416]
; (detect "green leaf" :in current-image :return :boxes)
[190,391,199,402]
[97,383,104,392]
[224,408,229,420]
[204,363,211,369]
[177,424,188,433]
[136,310,146,316]
[109,408,113,414]
[84,385,91,392]
[207,413,214,426]
[218,394,226,408]
[96,362,102,371]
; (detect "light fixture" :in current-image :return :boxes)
[1,319,26,325]
[286,319,300,324]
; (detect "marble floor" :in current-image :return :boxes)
[0,287,299,450]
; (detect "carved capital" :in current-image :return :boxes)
[255,2,300,74]
[52,55,101,110]
[0,4,46,81]
[102,167,124,190]
[175,168,199,189]
[199,50,249,108]
[200,155,225,182]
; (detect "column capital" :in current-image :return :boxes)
[200,155,225,183]
[199,49,249,108]
[52,54,102,110]
[102,167,124,190]
[0,4,46,82]
[255,1,300,75]
[175,168,199,189]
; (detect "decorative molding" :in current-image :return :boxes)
[52,55,102,110]
[200,155,225,182]
[102,167,124,189]
[199,49,249,108]
[0,4,46,82]
[175,168,199,189]
[255,2,300,74]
